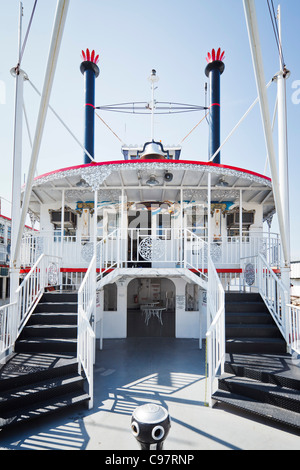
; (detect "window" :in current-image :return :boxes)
[185,284,199,311]
[104,283,117,311]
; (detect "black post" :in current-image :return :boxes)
[80,49,99,164]
[205,48,225,164]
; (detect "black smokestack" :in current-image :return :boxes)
[205,48,225,164]
[80,48,100,164]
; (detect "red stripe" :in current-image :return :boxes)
[85,103,95,108]
[32,159,272,184]
[210,103,220,107]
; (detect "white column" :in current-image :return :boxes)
[10,68,27,302]
[239,190,243,261]
[180,188,183,266]
[207,172,211,259]
[243,0,289,268]
[277,5,290,294]
[60,189,65,259]
[12,0,70,276]
[94,189,98,253]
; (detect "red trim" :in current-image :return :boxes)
[32,159,272,184]
[85,103,95,108]
[0,214,37,231]
[210,103,221,107]
[19,267,280,276]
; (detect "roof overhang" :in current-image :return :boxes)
[25,159,275,221]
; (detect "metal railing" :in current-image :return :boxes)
[256,253,289,339]
[286,303,300,354]
[184,230,208,283]
[205,248,225,407]
[77,254,96,409]
[0,254,62,362]
[0,302,18,362]
[241,253,292,349]
[21,229,281,270]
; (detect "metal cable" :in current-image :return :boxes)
[19,0,38,65]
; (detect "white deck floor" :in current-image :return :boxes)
[0,338,299,451]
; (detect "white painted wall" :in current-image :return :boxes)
[96,276,207,341]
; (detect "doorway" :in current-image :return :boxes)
[127,278,175,337]
[127,202,172,267]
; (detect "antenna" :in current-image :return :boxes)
[148,69,159,140]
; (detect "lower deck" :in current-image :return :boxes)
[0,338,299,450]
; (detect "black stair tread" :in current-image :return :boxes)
[212,389,300,428]
[16,338,77,344]
[226,337,285,343]
[23,324,77,329]
[0,373,84,406]
[31,312,77,315]
[226,312,272,319]
[219,373,300,403]
[35,302,78,307]
[0,390,90,428]
[224,353,300,382]
[226,324,279,329]
[0,353,77,381]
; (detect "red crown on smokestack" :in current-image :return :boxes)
[81,48,99,64]
[206,48,225,64]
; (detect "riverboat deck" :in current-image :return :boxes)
[0,338,299,451]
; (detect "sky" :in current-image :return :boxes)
[0,0,299,259]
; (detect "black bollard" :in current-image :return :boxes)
[131,403,171,450]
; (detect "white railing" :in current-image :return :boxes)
[21,229,281,270]
[184,230,208,283]
[205,249,225,407]
[286,304,300,354]
[0,254,62,361]
[0,302,18,362]
[126,227,182,267]
[96,229,120,282]
[256,253,289,339]
[21,232,93,268]
[77,254,96,409]
[241,253,290,348]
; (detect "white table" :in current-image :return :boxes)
[142,307,166,325]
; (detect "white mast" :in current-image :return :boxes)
[243,0,289,274]
[277,4,291,291]
[148,69,159,140]
[11,0,70,282]
[10,1,26,302]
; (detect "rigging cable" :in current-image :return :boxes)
[180,112,209,143]
[267,0,285,67]
[19,0,38,67]
[95,111,125,144]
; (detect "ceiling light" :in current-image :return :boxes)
[146,175,160,186]
[216,177,229,187]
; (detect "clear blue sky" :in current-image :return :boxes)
[0,0,299,259]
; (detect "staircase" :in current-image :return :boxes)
[0,291,90,429]
[212,292,300,431]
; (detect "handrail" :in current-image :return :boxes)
[184,229,208,282]
[97,229,119,281]
[21,229,281,270]
[257,253,289,339]
[16,254,62,332]
[205,249,225,407]
[286,303,300,353]
[77,254,96,409]
[241,253,290,347]
[0,253,62,361]
[0,302,18,362]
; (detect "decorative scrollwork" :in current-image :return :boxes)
[48,262,59,286]
[138,237,165,261]
[244,262,255,286]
